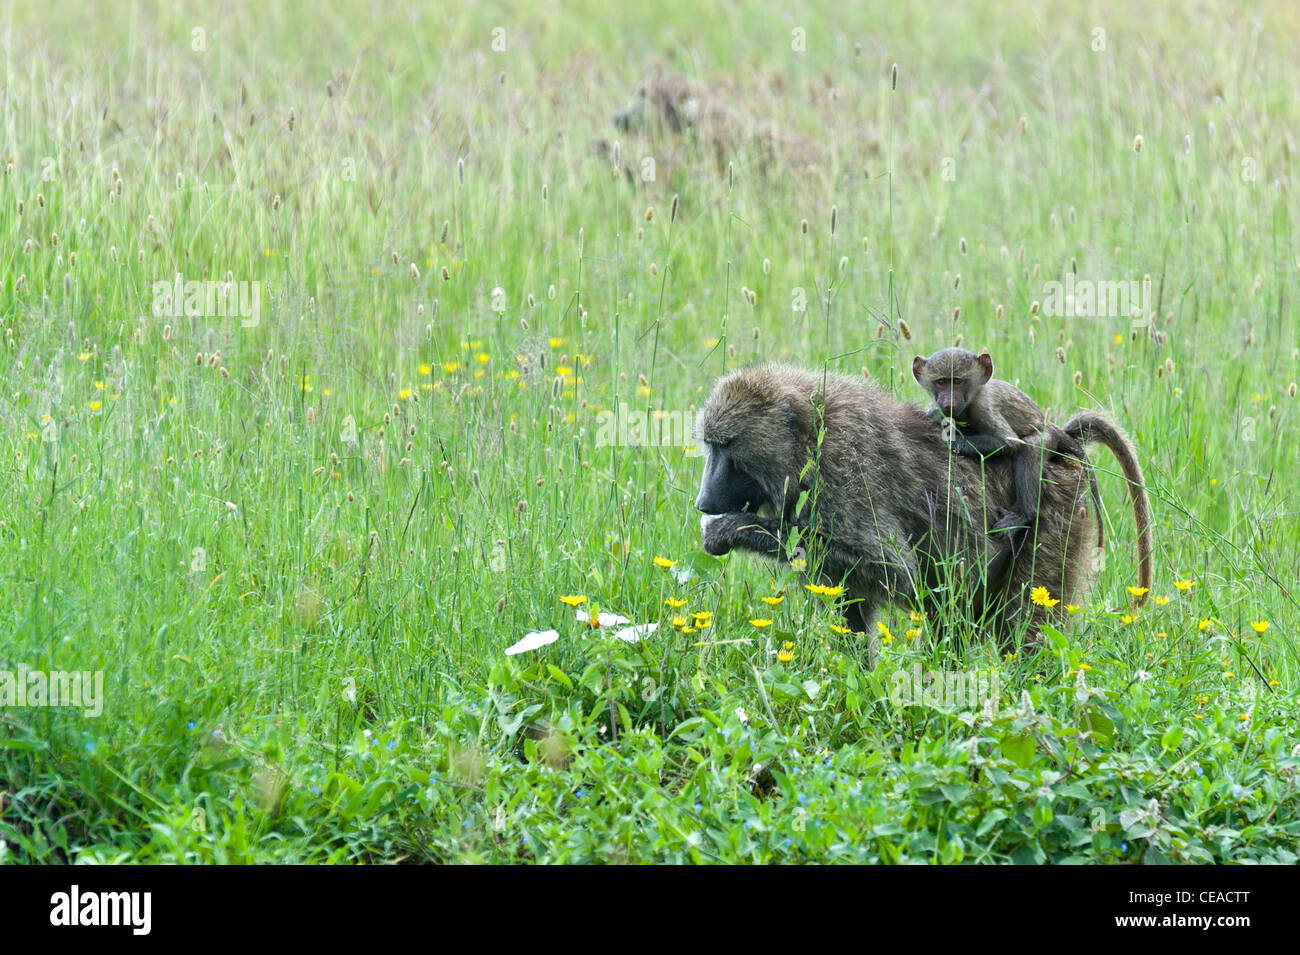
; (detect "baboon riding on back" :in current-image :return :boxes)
[695,364,1152,650]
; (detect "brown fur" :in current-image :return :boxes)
[1063,412,1154,606]
[696,364,1095,649]
[610,73,818,177]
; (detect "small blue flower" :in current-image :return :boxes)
[797,793,807,805]
[387,740,396,751]
[575,788,587,798]
[695,802,702,812]
[310,785,320,795]
[84,741,96,751]
[1195,765,1203,776]
[1121,842,1128,853]
[784,837,792,848]
[186,721,196,731]
[521,835,530,845]
[1232,785,1242,798]
[823,757,832,766]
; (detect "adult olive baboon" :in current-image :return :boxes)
[695,364,1109,647]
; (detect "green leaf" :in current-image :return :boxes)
[1086,706,1115,743]
[546,664,573,690]
[1160,725,1183,752]
[1001,735,1035,768]
[1041,625,1068,653]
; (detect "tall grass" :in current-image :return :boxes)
[1,0,1297,862]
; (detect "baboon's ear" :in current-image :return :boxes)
[911,355,927,383]
[977,351,994,382]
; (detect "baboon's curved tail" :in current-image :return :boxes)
[1064,411,1153,606]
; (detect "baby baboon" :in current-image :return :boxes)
[913,348,1152,605]
[913,347,1103,534]
[695,364,1098,648]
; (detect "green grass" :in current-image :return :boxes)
[1,0,1298,863]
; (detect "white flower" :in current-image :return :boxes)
[735,706,748,724]
[1136,670,1152,682]
[576,608,630,627]
[611,623,659,644]
[505,629,560,656]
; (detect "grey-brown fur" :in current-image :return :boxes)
[610,73,816,176]
[1062,412,1154,604]
[695,364,1095,649]
[913,347,1107,559]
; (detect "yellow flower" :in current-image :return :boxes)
[806,583,844,597]
[443,361,460,374]
[691,611,713,622]
[559,594,587,607]
[1113,334,1123,345]
[789,558,807,570]
[905,628,921,640]
[1004,651,1017,661]
[476,353,490,364]
[1120,614,1137,624]
[1127,586,1149,598]
[1154,596,1170,606]
[1065,604,1082,614]
[1249,620,1269,634]
[761,595,785,606]
[783,641,794,650]
[1156,632,1167,639]
[1268,679,1280,687]
[1197,694,1209,705]
[93,380,105,390]
[1031,586,1059,608]
[910,611,924,623]
[671,616,688,628]
[549,337,566,348]
[828,624,851,635]
[876,621,895,645]
[652,556,676,569]
[399,389,412,401]
[1078,663,1093,671]
[750,619,773,628]
[1193,714,1203,720]
[777,648,794,663]
[419,364,432,375]
[77,352,91,362]
[1240,714,1250,722]
[1224,671,1235,679]
[1173,579,1194,592]
[1198,618,1212,632]
[665,597,686,609]
[89,401,101,412]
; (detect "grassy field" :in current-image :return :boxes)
[1,0,1298,863]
